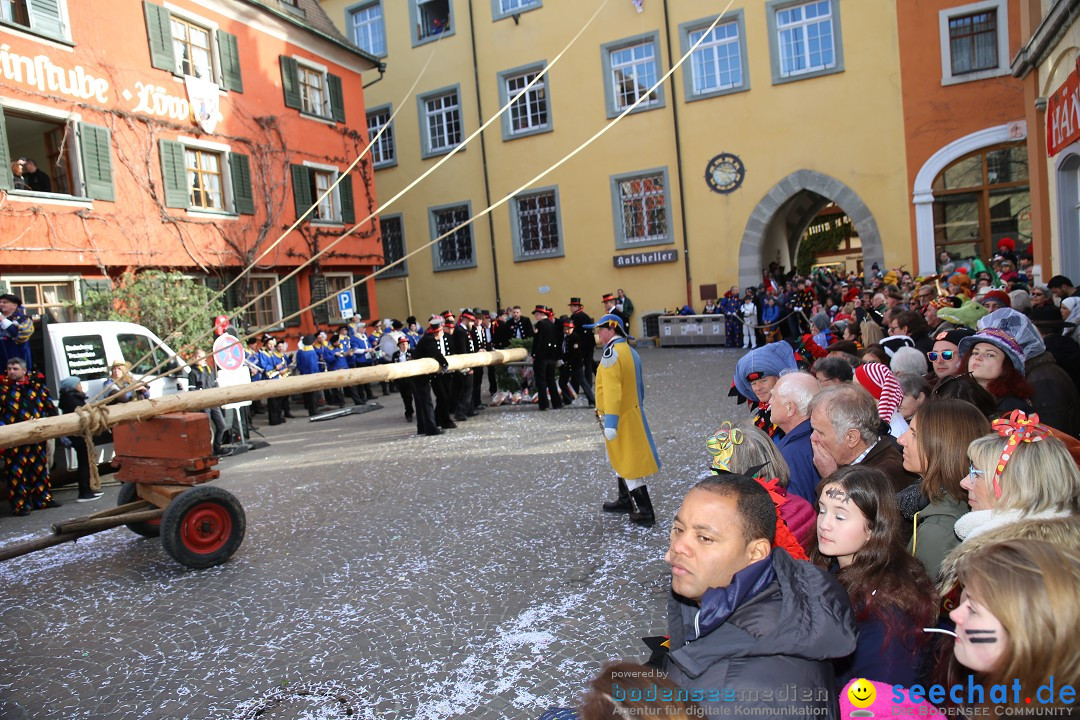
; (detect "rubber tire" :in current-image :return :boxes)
[160,486,245,569]
[117,482,162,538]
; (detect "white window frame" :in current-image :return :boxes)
[0,0,71,43]
[294,55,330,119]
[417,85,463,159]
[938,0,1010,86]
[347,1,386,57]
[176,135,237,217]
[0,97,95,207]
[510,187,564,262]
[163,3,224,84]
[609,167,675,249]
[492,0,541,22]
[680,12,749,101]
[2,273,81,321]
[303,160,342,225]
[366,104,396,169]
[497,62,551,141]
[766,0,844,85]
[249,274,283,329]
[429,201,476,272]
[600,32,665,119]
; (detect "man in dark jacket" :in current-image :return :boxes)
[410,315,450,436]
[809,384,918,493]
[451,311,478,420]
[665,475,856,717]
[531,305,562,410]
[569,297,596,403]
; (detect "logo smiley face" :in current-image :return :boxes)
[847,678,876,709]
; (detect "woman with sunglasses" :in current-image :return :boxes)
[926,328,974,389]
[1028,284,1052,308]
[955,415,1080,545]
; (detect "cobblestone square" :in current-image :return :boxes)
[0,347,743,720]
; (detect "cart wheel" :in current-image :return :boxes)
[117,482,162,538]
[160,486,245,569]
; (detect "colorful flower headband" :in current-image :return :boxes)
[706,421,744,473]
[989,410,1052,498]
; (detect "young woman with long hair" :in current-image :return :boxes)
[957,328,1033,416]
[812,465,938,688]
[896,399,991,578]
[944,539,1080,713]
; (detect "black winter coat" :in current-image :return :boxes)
[665,549,856,718]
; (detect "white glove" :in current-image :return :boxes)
[604,427,617,442]
[0,317,11,330]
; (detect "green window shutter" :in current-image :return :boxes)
[280,56,301,110]
[280,275,301,327]
[216,30,243,92]
[310,273,329,326]
[28,0,64,39]
[159,139,189,208]
[0,105,10,191]
[79,124,115,202]
[229,153,255,215]
[339,173,354,225]
[327,73,345,123]
[144,1,175,72]
[290,164,311,223]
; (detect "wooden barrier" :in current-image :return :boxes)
[0,348,528,450]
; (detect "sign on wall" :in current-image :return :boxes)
[1047,54,1080,157]
[613,249,678,268]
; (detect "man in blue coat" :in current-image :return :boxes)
[768,372,821,503]
[664,475,856,717]
[0,293,34,370]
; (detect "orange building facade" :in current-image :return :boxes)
[896,0,1030,278]
[0,0,382,338]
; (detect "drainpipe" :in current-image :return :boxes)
[466,0,503,311]
[362,65,386,89]
[662,0,693,307]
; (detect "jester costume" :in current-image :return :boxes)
[1,371,59,515]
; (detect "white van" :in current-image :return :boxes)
[32,319,190,472]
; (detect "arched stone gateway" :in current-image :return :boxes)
[737,170,885,290]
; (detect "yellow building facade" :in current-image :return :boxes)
[320,0,910,334]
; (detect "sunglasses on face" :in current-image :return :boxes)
[927,350,956,361]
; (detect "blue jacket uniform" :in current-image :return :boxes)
[350,331,374,366]
[295,345,321,375]
[328,340,350,371]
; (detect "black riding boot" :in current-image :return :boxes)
[602,477,633,513]
[629,486,655,526]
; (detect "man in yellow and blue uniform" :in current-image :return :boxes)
[585,313,660,526]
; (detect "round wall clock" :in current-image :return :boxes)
[705,153,745,194]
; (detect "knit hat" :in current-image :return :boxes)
[958,328,1027,375]
[976,307,1045,364]
[855,363,905,422]
[733,342,797,403]
[937,298,988,330]
[978,289,1012,308]
[810,312,830,332]
[59,376,82,391]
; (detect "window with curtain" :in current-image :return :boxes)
[948,10,998,75]
[10,281,74,321]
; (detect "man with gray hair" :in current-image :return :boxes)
[770,372,820,503]
[808,385,917,493]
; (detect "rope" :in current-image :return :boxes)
[82,0,735,413]
[73,404,111,492]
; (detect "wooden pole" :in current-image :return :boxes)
[0,348,528,450]
[50,509,165,536]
